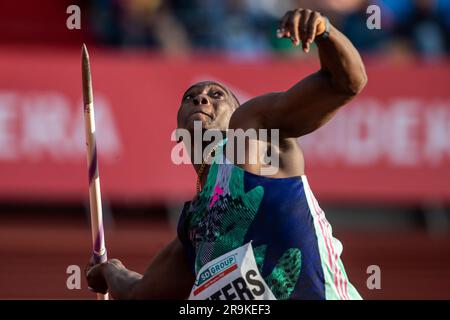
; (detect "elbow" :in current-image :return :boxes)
[342,69,368,96]
[330,62,368,97]
[352,71,368,95]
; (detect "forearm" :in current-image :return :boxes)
[316,25,367,95]
[102,261,143,300]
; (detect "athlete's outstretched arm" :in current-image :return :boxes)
[230,8,367,138]
[86,238,195,299]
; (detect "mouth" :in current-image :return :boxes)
[189,110,213,119]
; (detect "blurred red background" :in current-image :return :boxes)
[0,0,449,300]
[0,49,448,204]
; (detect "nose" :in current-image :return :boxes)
[192,95,209,106]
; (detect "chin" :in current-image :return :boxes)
[184,120,209,132]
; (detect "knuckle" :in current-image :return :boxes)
[109,259,119,266]
[285,10,294,18]
[280,12,289,24]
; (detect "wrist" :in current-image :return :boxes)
[316,16,331,39]
[101,259,117,277]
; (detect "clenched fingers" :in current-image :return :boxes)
[277,8,325,52]
[85,261,108,294]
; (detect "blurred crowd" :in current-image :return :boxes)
[89,0,450,59]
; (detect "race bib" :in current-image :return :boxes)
[188,242,276,300]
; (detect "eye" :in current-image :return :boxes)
[183,94,193,101]
[211,91,224,99]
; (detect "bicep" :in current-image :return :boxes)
[272,71,352,137]
[236,71,353,138]
[132,238,195,299]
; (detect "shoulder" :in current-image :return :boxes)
[229,92,282,131]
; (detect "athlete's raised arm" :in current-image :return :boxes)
[230,8,367,138]
[86,238,195,299]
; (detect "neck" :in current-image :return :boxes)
[188,130,227,191]
[188,129,226,174]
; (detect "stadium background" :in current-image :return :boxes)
[0,0,449,299]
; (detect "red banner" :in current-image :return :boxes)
[0,47,449,203]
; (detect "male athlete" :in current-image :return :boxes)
[86,8,367,300]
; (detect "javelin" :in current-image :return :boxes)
[82,44,109,300]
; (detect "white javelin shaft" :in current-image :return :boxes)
[82,44,109,300]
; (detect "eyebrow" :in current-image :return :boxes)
[183,82,229,99]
